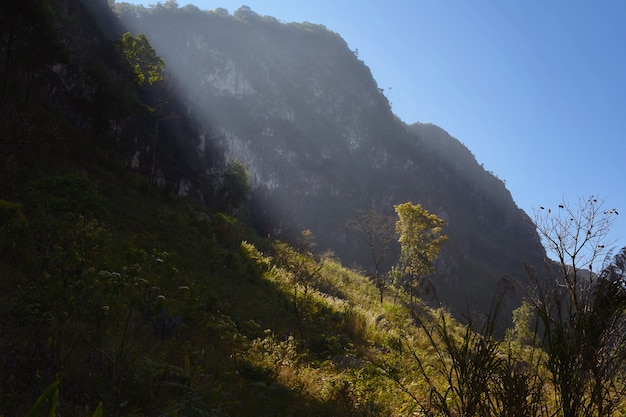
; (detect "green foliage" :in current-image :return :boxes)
[394,202,448,299]
[233,5,260,21]
[117,32,166,86]
[24,379,59,417]
[219,160,251,214]
[507,300,536,346]
[34,172,104,215]
[378,296,547,417]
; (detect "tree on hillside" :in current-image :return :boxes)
[346,208,395,303]
[394,202,447,302]
[117,33,177,192]
[219,160,251,215]
[529,197,626,417]
[233,5,259,21]
[117,32,165,87]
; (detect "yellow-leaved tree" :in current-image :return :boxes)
[394,202,448,301]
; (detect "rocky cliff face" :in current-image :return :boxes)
[118,5,545,312]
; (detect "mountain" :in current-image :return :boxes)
[3,1,602,415]
[116,4,546,312]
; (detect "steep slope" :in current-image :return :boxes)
[118,4,545,312]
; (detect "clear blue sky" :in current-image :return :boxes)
[121,0,626,253]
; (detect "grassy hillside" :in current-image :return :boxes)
[0,149,559,416]
[4,141,624,416]
[0,129,463,415]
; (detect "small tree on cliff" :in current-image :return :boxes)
[394,202,447,302]
[117,32,165,87]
